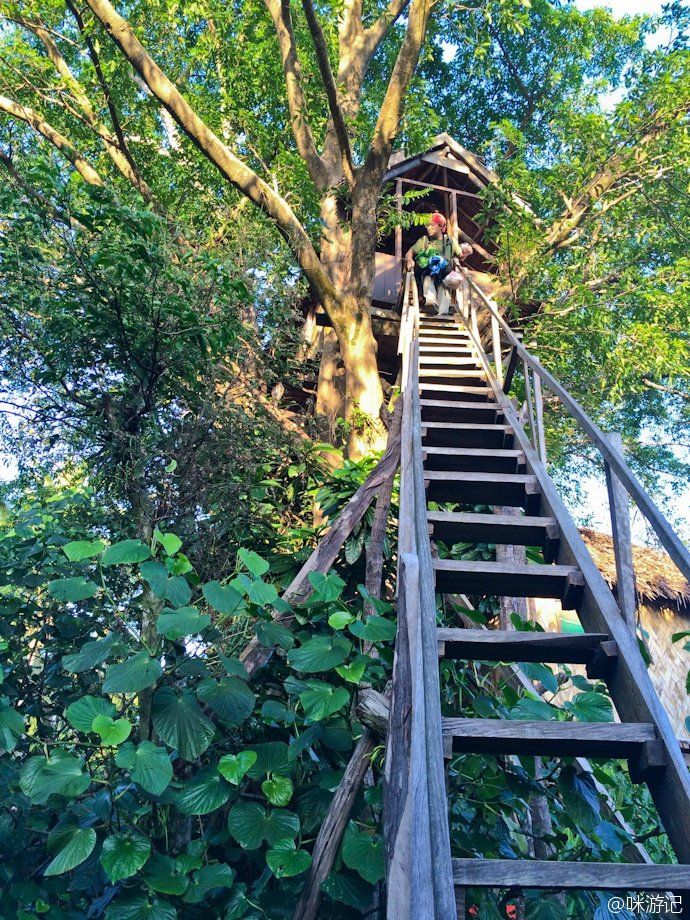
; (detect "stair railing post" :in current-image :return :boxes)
[491,311,503,383]
[533,371,547,465]
[522,358,538,453]
[604,431,638,631]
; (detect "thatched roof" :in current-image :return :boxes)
[580,528,690,611]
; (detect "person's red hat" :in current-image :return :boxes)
[430,212,447,231]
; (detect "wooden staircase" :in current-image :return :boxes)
[385,279,690,919]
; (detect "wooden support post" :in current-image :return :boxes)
[522,359,538,452]
[533,372,547,465]
[395,180,403,272]
[604,431,637,631]
[491,312,503,382]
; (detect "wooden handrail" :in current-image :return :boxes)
[460,269,690,583]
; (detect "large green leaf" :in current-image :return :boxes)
[175,768,232,815]
[196,677,255,727]
[261,775,293,807]
[266,839,311,878]
[254,620,294,649]
[100,832,151,882]
[299,680,350,722]
[247,580,279,606]
[341,824,385,883]
[557,765,601,831]
[151,687,215,760]
[509,696,559,721]
[105,894,177,920]
[140,561,169,598]
[103,652,163,694]
[307,571,345,601]
[348,615,396,642]
[66,695,116,733]
[183,863,236,904]
[47,577,99,603]
[19,753,90,804]
[62,633,118,673]
[237,548,269,578]
[92,715,132,746]
[102,540,151,566]
[44,827,96,876]
[321,870,373,910]
[217,750,257,785]
[155,607,210,641]
[143,854,189,895]
[563,691,614,723]
[162,577,192,608]
[154,530,182,556]
[247,741,293,778]
[0,703,24,752]
[115,741,173,796]
[287,635,352,673]
[227,802,300,849]
[202,580,246,615]
[62,539,106,562]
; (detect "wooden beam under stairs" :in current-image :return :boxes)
[428,510,557,557]
[436,627,614,668]
[424,470,541,513]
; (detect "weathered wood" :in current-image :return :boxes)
[452,859,690,891]
[420,399,500,424]
[424,471,540,513]
[503,345,520,394]
[423,447,524,474]
[605,431,637,631]
[428,511,557,558]
[437,628,612,664]
[442,718,660,760]
[533,372,547,465]
[418,383,494,402]
[433,559,584,608]
[491,312,503,382]
[421,421,512,448]
[239,399,402,678]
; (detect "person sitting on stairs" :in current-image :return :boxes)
[405,211,472,315]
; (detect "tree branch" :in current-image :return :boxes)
[300,0,355,188]
[264,0,329,189]
[364,0,411,59]
[0,93,103,185]
[84,0,338,309]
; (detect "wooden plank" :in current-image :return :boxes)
[452,859,690,891]
[424,471,540,513]
[418,383,494,402]
[428,511,557,558]
[442,718,659,759]
[420,399,500,423]
[433,559,584,608]
[605,431,637,631]
[503,345,519,394]
[398,175,483,201]
[421,150,471,174]
[437,627,611,664]
[421,421,512,449]
[459,314,690,862]
[533,372,547,465]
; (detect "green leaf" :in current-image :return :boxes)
[62,633,118,673]
[100,833,151,882]
[0,703,25,752]
[563,691,613,723]
[255,620,294,649]
[342,824,385,883]
[66,695,116,733]
[175,768,231,815]
[247,742,293,778]
[266,839,311,878]
[247,580,278,606]
[196,677,255,727]
[162,576,192,608]
[202,580,245,615]
[227,802,300,849]
[349,615,396,642]
[520,661,559,694]
[102,540,151,566]
[62,539,105,562]
[328,610,355,630]
[103,652,163,694]
[261,775,293,807]
[217,750,257,785]
[321,870,373,910]
[105,893,176,920]
[183,863,235,904]
[165,459,178,473]
[151,688,215,760]
[335,656,367,684]
[92,714,132,746]
[143,854,189,896]
[557,765,601,832]
[154,530,182,556]
[44,827,96,876]
[299,680,350,721]
[140,561,169,597]
[307,571,345,601]
[20,753,90,804]
[155,607,210,640]
[509,696,559,721]
[287,635,352,673]
[115,741,173,796]
[47,577,99,603]
[237,548,269,578]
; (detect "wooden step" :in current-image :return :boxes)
[419,355,481,367]
[418,369,486,386]
[442,718,661,762]
[452,859,690,891]
[418,335,471,344]
[418,346,474,357]
[425,471,541,513]
[422,422,513,449]
[428,510,557,559]
[420,399,501,424]
[423,448,524,475]
[433,559,584,608]
[419,383,494,403]
[436,628,613,666]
